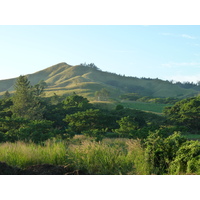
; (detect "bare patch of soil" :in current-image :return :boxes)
[0,162,85,175]
[0,162,23,175]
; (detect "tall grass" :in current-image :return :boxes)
[0,138,150,174]
[126,139,149,175]
[0,140,67,168]
[66,138,149,175]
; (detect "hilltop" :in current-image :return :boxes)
[0,62,198,100]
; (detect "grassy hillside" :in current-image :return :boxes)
[0,62,198,100]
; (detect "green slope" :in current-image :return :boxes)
[0,62,198,100]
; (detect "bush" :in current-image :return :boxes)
[169,140,200,174]
[83,129,106,142]
[16,120,55,143]
[115,104,124,110]
[144,132,187,174]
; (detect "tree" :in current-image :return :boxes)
[144,132,187,174]
[50,93,61,105]
[164,96,200,131]
[115,104,124,110]
[2,91,11,99]
[169,140,200,174]
[83,129,106,142]
[16,120,55,143]
[64,109,102,135]
[63,93,91,111]
[63,108,116,136]
[11,75,44,120]
[0,117,29,142]
[80,63,100,71]
[0,97,13,118]
[115,116,145,138]
[33,80,47,97]
[95,88,110,101]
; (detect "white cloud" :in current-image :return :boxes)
[181,34,196,39]
[160,32,196,39]
[166,74,200,83]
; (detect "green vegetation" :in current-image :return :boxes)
[164,96,200,132]
[0,70,200,175]
[120,101,172,114]
[120,93,179,104]
[183,134,200,140]
[0,62,198,100]
[11,75,44,120]
[0,140,66,168]
[0,137,149,175]
[95,88,110,101]
[1,134,200,175]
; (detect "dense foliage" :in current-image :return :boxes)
[164,96,200,131]
[1,75,200,174]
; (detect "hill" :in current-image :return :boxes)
[0,62,198,100]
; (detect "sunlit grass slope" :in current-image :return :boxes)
[0,62,197,99]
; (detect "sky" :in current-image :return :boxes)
[1,25,200,83]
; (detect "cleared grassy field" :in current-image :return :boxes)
[182,134,200,140]
[120,101,172,114]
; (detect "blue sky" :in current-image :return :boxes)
[1,25,200,82]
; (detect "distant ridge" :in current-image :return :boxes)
[0,62,198,99]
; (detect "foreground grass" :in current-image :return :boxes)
[1,135,200,175]
[0,137,149,174]
[0,140,67,169]
[66,137,148,175]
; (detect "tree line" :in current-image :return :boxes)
[1,75,200,143]
[0,75,165,143]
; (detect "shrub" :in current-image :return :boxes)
[169,140,200,174]
[15,120,55,143]
[83,129,106,142]
[144,132,187,174]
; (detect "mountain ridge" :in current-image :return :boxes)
[0,62,198,100]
